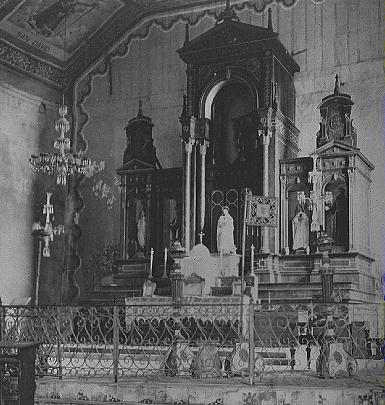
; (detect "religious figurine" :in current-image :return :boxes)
[137,209,146,251]
[216,206,236,254]
[325,187,349,250]
[169,202,182,244]
[292,205,309,252]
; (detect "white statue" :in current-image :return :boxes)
[217,206,236,254]
[137,209,146,249]
[292,206,309,251]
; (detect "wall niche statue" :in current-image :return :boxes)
[216,206,236,254]
[125,198,148,259]
[292,204,309,253]
[325,182,349,251]
[287,184,311,254]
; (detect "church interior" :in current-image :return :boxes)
[0,0,383,403]
[1,0,382,306]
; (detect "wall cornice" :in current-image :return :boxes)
[0,38,63,88]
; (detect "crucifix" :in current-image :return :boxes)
[198,231,204,244]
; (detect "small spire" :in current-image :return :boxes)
[137,99,143,116]
[334,74,340,95]
[184,23,190,46]
[216,0,239,24]
[181,93,188,117]
[268,8,273,30]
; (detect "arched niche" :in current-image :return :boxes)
[199,71,259,168]
[324,177,349,251]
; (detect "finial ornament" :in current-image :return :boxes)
[138,99,143,116]
[184,23,190,46]
[181,93,188,117]
[268,8,273,30]
[334,74,340,95]
[216,0,239,24]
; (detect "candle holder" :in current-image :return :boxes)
[32,192,64,305]
[316,227,334,302]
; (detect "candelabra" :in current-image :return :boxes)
[29,100,104,185]
[297,155,333,232]
[32,192,64,304]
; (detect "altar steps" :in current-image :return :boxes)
[210,279,360,304]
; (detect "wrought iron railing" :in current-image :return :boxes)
[0,301,382,384]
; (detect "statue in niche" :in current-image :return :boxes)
[169,202,182,245]
[233,114,255,165]
[217,206,236,254]
[325,187,349,250]
[136,208,146,256]
[292,204,309,252]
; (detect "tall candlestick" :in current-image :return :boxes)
[219,249,223,276]
[163,247,168,278]
[149,248,154,279]
[250,244,255,274]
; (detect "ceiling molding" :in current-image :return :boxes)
[0,0,299,88]
[0,38,63,88]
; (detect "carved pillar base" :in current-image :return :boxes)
[170,272,184,308]
[320,267,334,302]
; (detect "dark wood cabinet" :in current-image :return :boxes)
[0,341,40,405]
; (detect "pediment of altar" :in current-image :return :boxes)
[116,158,156,174]
[178,19,299,73]
[314,141,374,170]
[179,20,277,55]
[314,140,360,156]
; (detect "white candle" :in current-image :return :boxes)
[250,244,255,274]
[163,247,168,278]
[149,248,154,279]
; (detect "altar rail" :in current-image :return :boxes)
[0,301,382,384]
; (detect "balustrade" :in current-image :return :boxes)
[0,302,382,384]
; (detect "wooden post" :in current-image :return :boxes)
[248,298,255,386]
[259,130,271,253]
[113,303,119,383]
[35,240,43,305]
[240,191,250,339]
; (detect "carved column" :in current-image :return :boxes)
[199,140,209,234]
[179,94,196,252]
[347,167,355,251]
[259,129,272,253]
[145,184,152,257]
[279,174,288,253]
[120,175,128,259]
[184,139,195,252]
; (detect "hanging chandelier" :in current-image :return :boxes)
[29,5,103,186]
[29,98,104,185]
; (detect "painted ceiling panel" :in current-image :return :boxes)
[0,0,298,86]
[3,0,125,58]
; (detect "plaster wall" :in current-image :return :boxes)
[0,64,60,304]
[75,0,383,298]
